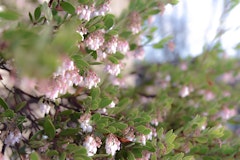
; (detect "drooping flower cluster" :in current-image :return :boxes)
[76,0,110,21]
[39,57,100,100]
[105,63,121,76]
[83,135,102,156]
[4,131,22,146]
[105,133,121,156]
[128,11,141,34]
[79,113,93,133]
[85,30,105,51]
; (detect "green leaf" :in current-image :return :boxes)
[91,99,99,110]
[144,141,156,152]
[44,117,56,139]
[29,12,34,22]
[108,55,119,64]
[183,156,194,160]
[2,109,15,118]
[99,98,112,108]
[34,6,41,20]
[104,14,115,30]
[61,1,76,15]
[0,10,19,20]
[126,151,135,160]
[0,97,9,110]
[30,152,40,160]
[42,2,53,21]
[78,0,89,4]
[195,137,208,144]
[113,52,125,60]
[153,35,173,49]
[59,128,79,136]
[111,122,128,130]
[59,152,67,160]
[72,55,89,71]
[165,130,176,144]
[169,0,179,5]
[15,101,27,112]
[136,125,150,135]
[170,153,184,160]
[91,87,100,99]
[46,150,59,157]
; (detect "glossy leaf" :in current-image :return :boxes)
[44,117,56,139]
[61,1,76,15]
[0,97,9,110]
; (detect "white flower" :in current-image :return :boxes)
[39,102,51,115]
[4,131,22,146]
[108,101,115,108]
[179,86,190,98]
[105,134,121,156]
[83,136,102,156]
[105,64,121,76]
[79,114,93,133]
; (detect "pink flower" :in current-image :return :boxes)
[81,71,101,89]
[79,113,93,133]
[83,135,102,156]
[105,64,121,76]
[117,39,129,54]
[128,12,141,34]
[105,134,121,156]
[85,30,105,50]
[4,131,22,146]
[76,5,92,21]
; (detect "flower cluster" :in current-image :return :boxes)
[105,133,121,156]
[128,12,141,34]
[79,113,93,133]
[83,135,102,156]
[76,0,110,21]
[39,57,100,100]
[4,131,22,146]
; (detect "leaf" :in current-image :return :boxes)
[46,150,59,157]
[153,35,173,49]
[30,152,40,160]
[59,128,79,136]
[113,52,124,60]
[0,97,9,110]
[136,125,150,135]
[43,117,56,139]
[144,141,156,152]
[108,55,119,64]
[42,2,53,21]
[104,14,115,30]
[72,55,89,71]
[29,12,34,22]
[61,1,76,15]
[59,152,67,160]
[15,101,27,112]
[126,151,135,160]
[91,87,100,99]
[34,6,41,20]
[111,122,128,130]
[170,153,184,160]
[2,109,15,118]
[78,0,89,4]
[0,10,19,20]
[99,98,112,108]
[165,130,176,144]
[195,137,208,144]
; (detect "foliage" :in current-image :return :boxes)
[0,0,240,160]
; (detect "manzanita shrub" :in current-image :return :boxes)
[0,0,240,159]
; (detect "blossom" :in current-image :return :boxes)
[108,101,115,108]
[94,0,110,16]
[105,37,118,54]
[128,12,141,34]
[4,131,22,146]
[105,64,121,76]
[123,127,135,142]
[85,30,105,50]
[79,113,93,133]
[83,135,102,156]
[81,71,101,89]
[105,134,121,156]
[179,86,190,98]
[39,101,51,115]
[117,39,129,54]
[76,5,92,21]
[96,49,107,60]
